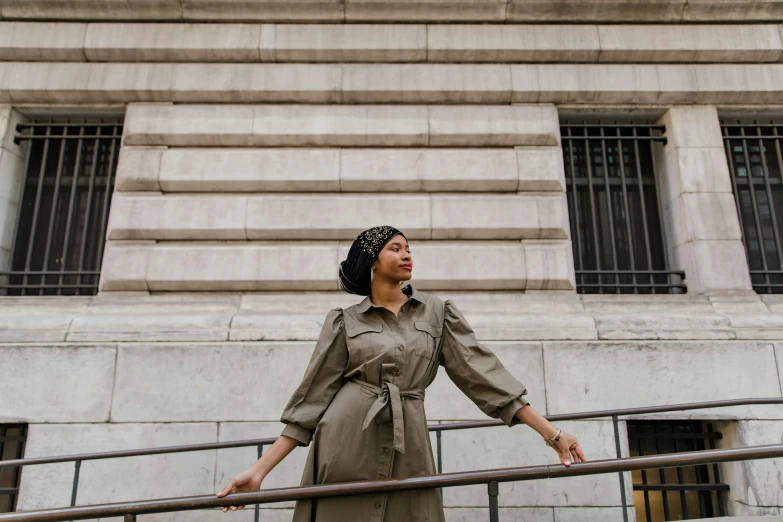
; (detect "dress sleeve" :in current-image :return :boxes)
[279,307,347,447]
[440,299,530,427]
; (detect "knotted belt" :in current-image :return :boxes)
[348,378,425,455]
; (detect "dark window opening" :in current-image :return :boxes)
[721,120,783,294]
[0,424,27,513]
[562,121,686,294]
[628,420,727,521]
[1,119,123,296]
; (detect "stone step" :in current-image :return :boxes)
[2,292,782,342]
[97,239,574,292]
[2,1,782,23]
[122,103,560,147]
[105,193,569,241]
[3,63,783,104]
[2,22,782,63]
[115,147,566,193]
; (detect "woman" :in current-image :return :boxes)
[217,225,586,520]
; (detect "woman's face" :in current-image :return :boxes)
[372,234,413,282]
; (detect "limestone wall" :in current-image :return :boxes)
[3,293,783,520]
[2,6,783,521]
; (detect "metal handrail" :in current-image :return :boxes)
[1,444,782,522]
[3,397,780,469]
[3,398,781,521]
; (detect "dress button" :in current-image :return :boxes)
[397,345,404,351]
[394,369,402,376]
[378,473,386,479]
[383,447,390,454]
[374,502,382,509]
[387,421,393,428]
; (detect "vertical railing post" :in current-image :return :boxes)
[255,444,264,522]
[613,415,629,522]
[706,423,726,516]
[124,514,136,521]
[436,430,443,501]
[488,481,499,522]
[70,459,81,506]
[68,459,82,522]
[436,430,443,473]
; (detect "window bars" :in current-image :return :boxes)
[628,420,726,522]
[721,120,783,294]
[561,121,686,294]
[0,424,27,513]
[1,119,122,296]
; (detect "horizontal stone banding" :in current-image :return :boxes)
[98,240,574,292]
[2,63,783,104]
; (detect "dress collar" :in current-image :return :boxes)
[356,282,424,313]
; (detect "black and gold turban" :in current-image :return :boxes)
[338,226,406,296]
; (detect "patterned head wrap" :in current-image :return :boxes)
[339,226,406,296]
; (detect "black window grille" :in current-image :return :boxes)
[0,424,27,513]
[628,420,727,522]
[561,121,686,294]
[721,120,783,294]
[1,119,123,296]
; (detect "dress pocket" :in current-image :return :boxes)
[346,322,385,360]
[413,321,443,361]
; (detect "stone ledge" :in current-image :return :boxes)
[3,1,783,22]
[123,103,559,147]
[5,292,783,342]
[3,63,783,104]
[105,193,570,241]
[95,239,576,292]
[0,22,87,61]
[4,22,783,63]
[67,294,241,342]
[51,144,572,194]
[83,22,267,62]
[0,297,91,343]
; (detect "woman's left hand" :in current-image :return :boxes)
[547,430,586,467]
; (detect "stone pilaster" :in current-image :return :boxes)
[655,105,752,294]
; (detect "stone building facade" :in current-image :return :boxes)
[2,1,783,521]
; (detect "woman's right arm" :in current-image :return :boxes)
[216,308,348,513]
[216,434,299,513]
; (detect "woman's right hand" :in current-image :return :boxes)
[216,467,265,513]
[547,429,586,467]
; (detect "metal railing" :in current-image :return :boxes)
[2,443,783,522]
[722,119,783,294]
[1,119,122,296]
[2,398,782,522]
[561,121,686,295]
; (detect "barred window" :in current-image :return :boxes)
[561,121,686,294]
[1,118,123,296]
[628,420,727,521]
[721,120,783,294]
[0,424,27,513]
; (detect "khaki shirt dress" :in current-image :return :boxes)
[279,282,530,522]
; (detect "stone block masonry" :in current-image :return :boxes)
[3,5,783,521]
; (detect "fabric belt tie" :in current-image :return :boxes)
[350,378,425,455]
